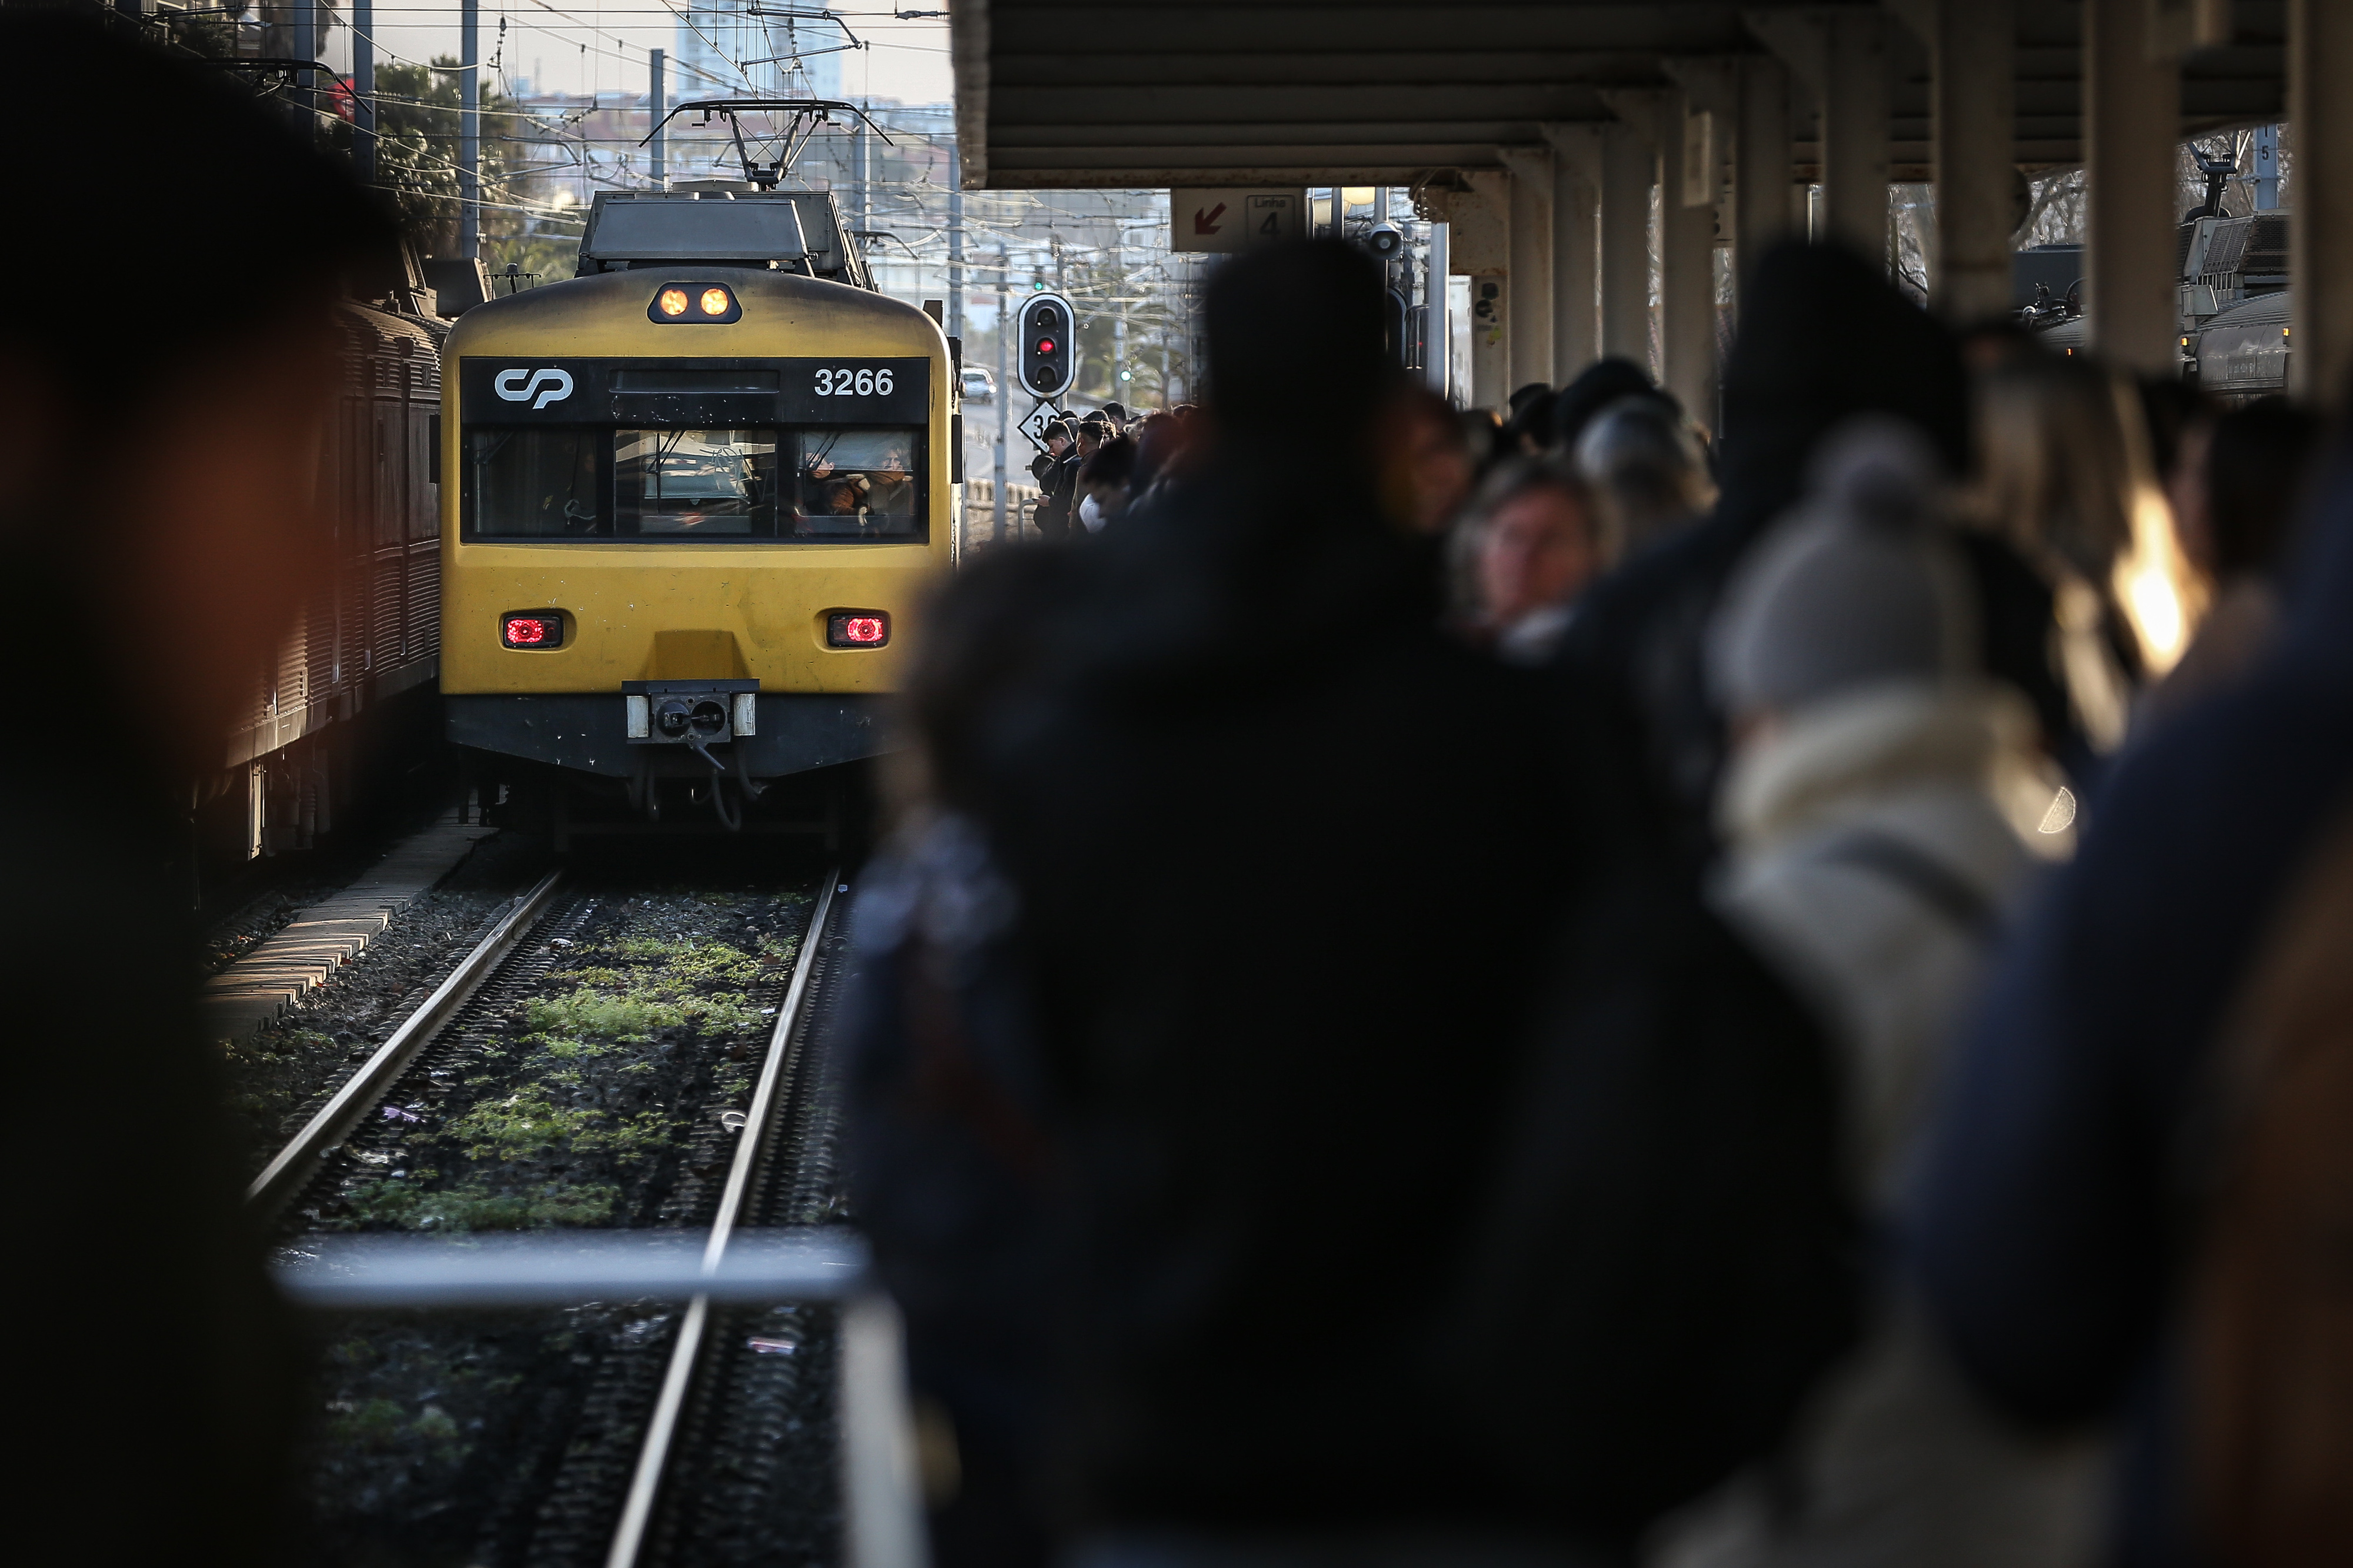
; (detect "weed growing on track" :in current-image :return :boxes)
[308,888,811,1234]
[296,883,822,1564]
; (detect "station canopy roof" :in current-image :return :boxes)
[949,0,2288,189]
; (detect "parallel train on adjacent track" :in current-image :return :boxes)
[201,266,449,876]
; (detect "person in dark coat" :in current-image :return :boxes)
[972,243,1594,1561]
[1029,418,1078,541]
[1557,242,1971,865]
[1910,432,2353,1568]
[844,546,1093,1568]
[0,16,397,1562]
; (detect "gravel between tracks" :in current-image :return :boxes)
[220,831,552,1180]
[275,866,838,1568]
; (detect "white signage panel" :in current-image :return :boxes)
[1171,188,1307,252]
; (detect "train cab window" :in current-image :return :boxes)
[462,422,925,543]
[615,429,778,536]
[793,429,921,539]
[467,428,607,537]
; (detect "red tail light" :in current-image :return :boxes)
[502,613,562,649]
[826,612,890,648]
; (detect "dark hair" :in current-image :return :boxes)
[2138,374,2214,482]
[1506,386,1559,451]
[2208,397,2322,578]
[1467,457,1594,533]
[1552,357,1669,453]
[1079,435,1138,492]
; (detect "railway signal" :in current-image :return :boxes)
[1017,291,1078,400]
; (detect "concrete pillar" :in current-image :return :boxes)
[1472,276,1510,409]
[1661,93,1721,429]
[1501,149,1556,389]
[1545,129,1601,376]
[2291,0,2353,405]
[1598,120,1655,369]
[1427,221,1452,399]
[1928,0,2017,320]
[1821,9,1891,261]
[1737,55,1794,293]
[2084,0,2179,373]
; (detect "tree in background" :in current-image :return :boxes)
[370,59,576,281]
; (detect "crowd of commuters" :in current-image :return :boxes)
[1025,401,1207,539]
[30,21,2353,1567]
[850,232,2349,1568]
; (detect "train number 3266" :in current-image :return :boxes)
[814,366,895,396]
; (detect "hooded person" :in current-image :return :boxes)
[1910,420,2353,1566]
[962,242,1593,1559]
[1651,418,2098,1568]
[1558,242,1971,865]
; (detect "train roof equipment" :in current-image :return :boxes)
[575,189,874,289]
[641,98,893,190]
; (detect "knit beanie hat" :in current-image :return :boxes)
[1710,416,1978,715]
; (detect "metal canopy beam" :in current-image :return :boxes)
[952,0,2286,190]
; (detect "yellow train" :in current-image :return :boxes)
[439,188,955,834]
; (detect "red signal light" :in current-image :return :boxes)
[826,611,890,648]
[1035,337,1055,353]
[501,613,561,648]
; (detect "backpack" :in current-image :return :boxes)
[1438,857,1862,1535]
[2192,799,2353,1565]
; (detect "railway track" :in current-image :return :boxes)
[246,868,569,1218]
[252,863,860,1566]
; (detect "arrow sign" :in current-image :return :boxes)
[1171,188,1304,253]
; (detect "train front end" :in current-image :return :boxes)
[438,191,952,832]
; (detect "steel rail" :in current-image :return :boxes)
[244,868,568,1217]
[604,872,841,1568]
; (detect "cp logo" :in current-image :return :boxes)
[494,367,575,409]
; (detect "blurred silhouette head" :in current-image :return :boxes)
[1505,383,1558,455]
[2201,397,2322,579]
[1551,356,1663,453]
[1719,242,1968,542]
[1572,396,1718,558]
[1384,385,1477,535]
[1464,459,1601,630]
[1205,241,1397,463]
[0,15,396,775]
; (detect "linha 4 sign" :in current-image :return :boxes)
[1171,189,1307,253]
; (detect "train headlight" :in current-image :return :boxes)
[826,611,891,648]
[501,612,564,649]
[648,283,741,323]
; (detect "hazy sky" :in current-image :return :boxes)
[327,2,952,103]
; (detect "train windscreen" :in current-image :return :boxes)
[465,425,922,541]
